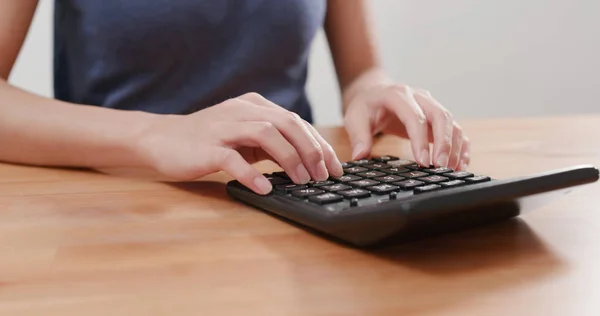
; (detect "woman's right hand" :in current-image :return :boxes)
[135,93,344,195]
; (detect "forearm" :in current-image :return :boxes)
[325,0,383,106]
[0,79,158,169]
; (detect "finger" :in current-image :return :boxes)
[457,136,471,171]
[414,90,453,167]
[343,99,374,160]
[381,85,431,166]
[235,94,330,181]
[216,148,272,195]
[447,122,464,170]
[302,121,344,177]
[220,121,311,184]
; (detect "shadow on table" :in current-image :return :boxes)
[366,217,565,275]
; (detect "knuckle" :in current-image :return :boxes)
[255,122,275,138]
[284,111,302,127]
[306,146,325,163]
[387,84,409,95]
[242,92,263,101]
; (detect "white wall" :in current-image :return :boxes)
[10,1,600,127]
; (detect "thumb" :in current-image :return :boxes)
[344,105,373,160]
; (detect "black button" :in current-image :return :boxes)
[373,155,399,162]
[344,166,369,174]
[440,180,465,187]
[406,164,433,170]
[424,167,453,174]
[364,163,392,170]
[419,175,449,183]
[348,179,380,187]
[275,183,307,192]
[309,193,344,204]
[465,175,491,183]
[393,179,425,190]
[389,191,398,199]
[399,171,429,178]
[340,162,354,168]
[445,171,474,179]
[322,183,352,192]
[338,188,371,199]
[265,174,291,185]
[350,159,372,165]
[350,198,359,206]
[271,171,291,180]
[383,167,410,174]
[356,171,387,178]
[367,184,400,194]
[373,175,405,183]
[291,188,325,198]
[414,184,442,194]
[309,180,335,187]
[332,174,362,183]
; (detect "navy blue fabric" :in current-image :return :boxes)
[53,0,327,122]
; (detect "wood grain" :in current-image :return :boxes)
[0,115,599,315]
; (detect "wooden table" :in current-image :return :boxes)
[0,115,599,315]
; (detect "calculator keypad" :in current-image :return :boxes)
[265,156,492,207]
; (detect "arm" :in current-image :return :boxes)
[324,0,470,171]
[0,1,343,193]
[0,0,155,168]
[324,0,386,109]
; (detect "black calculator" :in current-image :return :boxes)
[226,156,599,247]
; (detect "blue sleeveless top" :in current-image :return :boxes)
[53,0,326,122]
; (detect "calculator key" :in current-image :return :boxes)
[308,193,344,204]
[265,176,292,186]
[419,175,449,184]
[349,179,381,187]
[308,180,335,187]
[364,163,392,170]
[271,171,291,180]
[373,175,405,183]
[275,184,308,192]
[383,167,410,174]
[386,159,415,167]
[332,174,363,183]
[465,175,491,183]
[424,167,453,174]
[399,171,429,178]
[393,179,425,190]
[344,166,369,174]
[350,159,372,165]
[356,171,387,178]
[322,184,352,192]
[367,184,400,194]
[444,171,474,179]
[340,162,354,168]
[406,164,434,170]
[414,184,442,194]
[440,180,465,187]
[291,188,325,198]
[373,155,399,162]
[338,188,371,199]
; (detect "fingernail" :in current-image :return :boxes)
[437,153,449,167]
[331,156,344,177]
[420,149,430,166]
[352,143,365,160]
[460,161,468,171]
[316,160,329,181]
[296,164,311,184]
[253,176,272,195]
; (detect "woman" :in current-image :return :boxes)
[0,0,469,195]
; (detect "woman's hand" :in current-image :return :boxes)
[135,93,344,195]
[342,69,470,171]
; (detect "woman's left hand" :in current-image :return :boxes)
[342,68,470,171]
